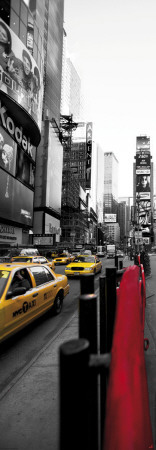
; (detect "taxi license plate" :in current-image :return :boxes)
[74,272,80,275]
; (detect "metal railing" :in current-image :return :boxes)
[59,264,153,450]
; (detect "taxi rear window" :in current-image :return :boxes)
[30,266,54,286]
[0,270,10,297]
[12,257,31,262]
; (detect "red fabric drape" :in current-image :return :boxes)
[103,265,153,449]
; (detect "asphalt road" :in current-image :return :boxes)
[0,258,114,394]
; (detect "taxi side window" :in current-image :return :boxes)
[38,257,47,264]
[30,266,55,286]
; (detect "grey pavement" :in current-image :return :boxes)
[144,255,156,449]
[0,255,155,450]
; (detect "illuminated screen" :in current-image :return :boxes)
[0,169,33,226]
[136,136,150,150]
[136,174,150,192]
[136,151,150,171]
[0,126,16,175]
[0,18,43,131]
[16,146,35,188]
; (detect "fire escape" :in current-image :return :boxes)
[60,114,88,248]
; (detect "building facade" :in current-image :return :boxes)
[133,135,153,248]
[103,152,118,215]
[0,0,44,246]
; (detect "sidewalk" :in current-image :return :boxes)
[0,256,155,450]
[0,312,79,450]
[144,256,156,449]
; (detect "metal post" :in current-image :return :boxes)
[60,339,90,450]
[99,276,108,449]
[79,294,98,450]
[105,267,117,352]
[99,276,107,354]
[79,294,97,353]
[115,254,118,270]
[80,273,95,294]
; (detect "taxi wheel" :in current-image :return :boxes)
[53,293,63,315]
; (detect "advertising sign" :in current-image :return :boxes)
[136,151,150,174]
[153,197,156,221]
[46,123,63,215]
[105,213,116,223]
[86,122,92,189]
[0,125,35,188]
[0,125,16,175]
[136,174,150,200]
[136,136,150,150]
[0,19,43,132]
[0,169,33,226]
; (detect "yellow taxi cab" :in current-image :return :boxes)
[11,255,55,272]
[51,251,59,258]
[0,263,69,344]
[53,253,71,265]
[65,254,102,277]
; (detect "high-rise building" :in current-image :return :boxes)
[133,135,153,247]
[104,152,118,215]
[61,55,82,122]
[0,0,64,247]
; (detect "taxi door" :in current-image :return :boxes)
[29,266,58,313]
[95,258,101,273]
[2,272,39,340]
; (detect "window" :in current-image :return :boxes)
[11,0,20,16]
[20,1,28,26]
[30,266,54,286]
[19,20,27,46]
[10,9,19,35]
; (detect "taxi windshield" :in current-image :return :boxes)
[74,256,95,263]
[0,270,10,297]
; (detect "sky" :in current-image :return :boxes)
[64,0,156,198]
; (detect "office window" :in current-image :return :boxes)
[10,9,19,36]
[34,23,38,44]
[19,20,27,46]
[11,0,20,16]
[20,1,28,26]
[33,42,37,61]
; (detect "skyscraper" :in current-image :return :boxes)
[104,152,118,215]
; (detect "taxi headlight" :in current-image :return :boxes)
[85,267,92,271]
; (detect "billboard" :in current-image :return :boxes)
[0,169,33,226]
[136,136,150,150]
[105,213,116,223]
[138,200,151,226]
[136,174,150,200]
[86,122,92,189]
[0,19,43,132]
[46,123,63,215]
[136,151,150,174]
[0,125,35,188]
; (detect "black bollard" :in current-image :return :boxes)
[99,276,107,354]
[79,293,97,353]
[105,267,117,352]
[80,273,95,294]
[60,339,90,450]
[115,254,118,270]
[99,276,107,448]
[79,294,99,450]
